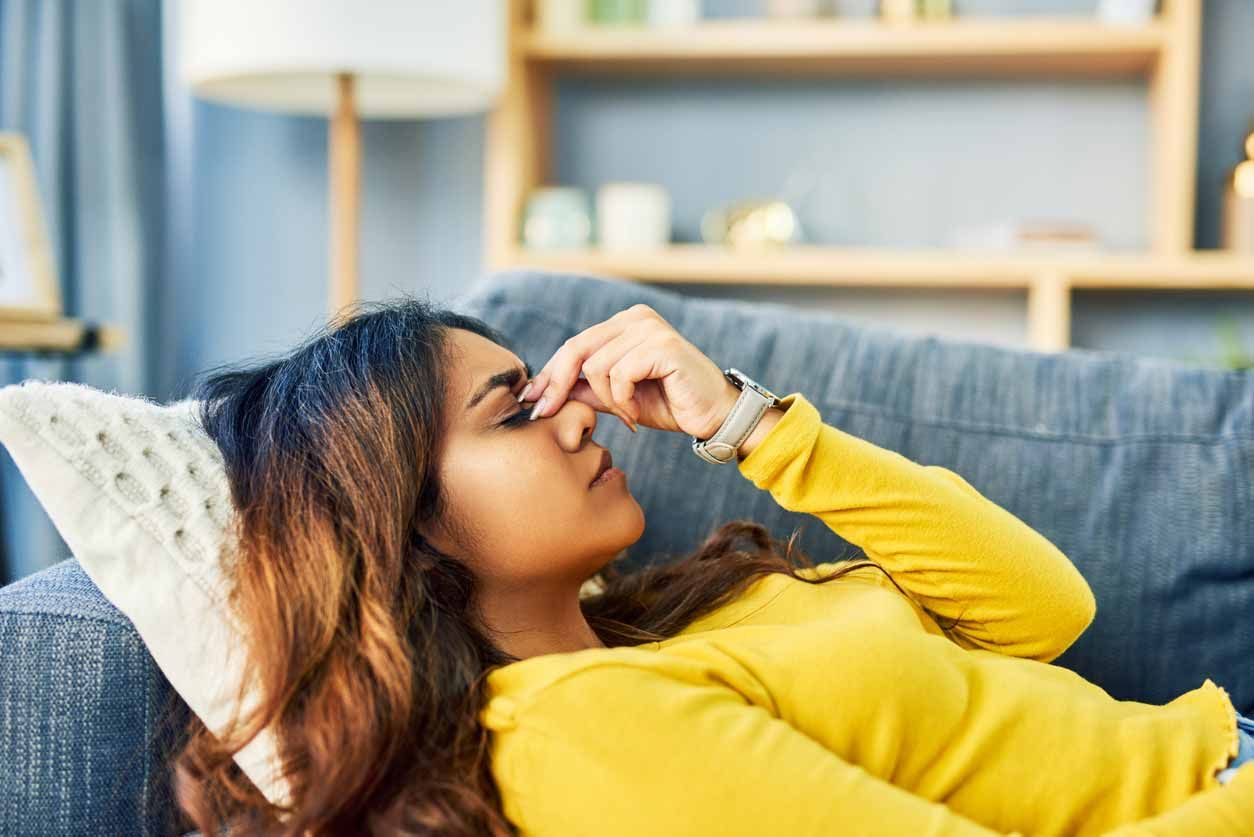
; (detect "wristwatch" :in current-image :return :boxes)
[691,368,784,464]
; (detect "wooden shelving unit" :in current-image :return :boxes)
[483,0,1250,352]
[521,18,1167,76]
[494,245,1254,288]
[0,319,125,353]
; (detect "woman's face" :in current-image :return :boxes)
[424,328,645,593]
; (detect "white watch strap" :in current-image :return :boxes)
[691,382,775,464]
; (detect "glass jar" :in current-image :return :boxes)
[522,187,593,250]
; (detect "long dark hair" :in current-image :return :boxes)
[172,296,963,835]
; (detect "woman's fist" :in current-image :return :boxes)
[520,304,740,439]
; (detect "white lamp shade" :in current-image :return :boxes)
[179,0,506,118]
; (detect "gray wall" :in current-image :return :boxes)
[159,0,1254,400]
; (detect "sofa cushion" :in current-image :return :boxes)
[0,559,187,836]
[0,380,289,807]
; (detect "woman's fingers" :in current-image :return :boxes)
[528,305,658,420]
[607,359,640,425]
[581,331,649,431]
[607,344,667,424]
[520,302,729,438]
[526,322,624,417]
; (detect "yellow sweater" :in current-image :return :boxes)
[479,392,1254,836]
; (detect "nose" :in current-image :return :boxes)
[552,397,597,450]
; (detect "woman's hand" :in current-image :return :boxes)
[520,303,741,439]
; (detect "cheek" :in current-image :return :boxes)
[450,443,581,529]
[442,440,645,581]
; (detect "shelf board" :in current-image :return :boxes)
[0,319,126,352]
[522,17,1166,77]
[496,245,1254,290]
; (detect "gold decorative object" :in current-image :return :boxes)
[879,0,914,23]
[700,200,803,249]
[916,0,952,20]
[1222,117,1254,254]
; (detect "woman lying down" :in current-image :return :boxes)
[174,299,1254,836]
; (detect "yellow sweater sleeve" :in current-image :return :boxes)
[1100,762,1254,835]
[507,663,1020,837]
[736,392,1097,663]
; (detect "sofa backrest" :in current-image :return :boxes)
[459,271,1254,714]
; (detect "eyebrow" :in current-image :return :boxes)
[465,361,534,413]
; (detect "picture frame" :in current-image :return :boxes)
[0,132,61,322]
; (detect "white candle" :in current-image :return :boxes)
[1096,0,1157,25]
[648,0,700,27]
[537,0,589,33]
[596,183,672,251]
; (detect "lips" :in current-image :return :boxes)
[589,448,612,487]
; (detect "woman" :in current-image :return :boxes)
[175,298,1254,835]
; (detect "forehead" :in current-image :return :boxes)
[445,328,524,397]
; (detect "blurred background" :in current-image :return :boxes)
[1,0,1252,583]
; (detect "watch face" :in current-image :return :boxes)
[728,369,778,403]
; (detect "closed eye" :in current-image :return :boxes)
[499,409,532,428]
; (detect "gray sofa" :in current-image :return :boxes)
[3,269,1254,834]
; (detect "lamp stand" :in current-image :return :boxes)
[329,72,361,322]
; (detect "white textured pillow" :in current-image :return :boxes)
[0,379,290,806]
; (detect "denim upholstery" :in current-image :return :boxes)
[3,269,1254,833]
[0,560,190,835]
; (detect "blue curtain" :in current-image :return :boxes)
[0,0,166,583]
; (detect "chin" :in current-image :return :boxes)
[597,500,646,560]
[624,498,646,543]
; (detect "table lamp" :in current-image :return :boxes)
[179,1,506,320]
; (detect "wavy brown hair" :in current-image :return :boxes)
[172,296,966,836]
